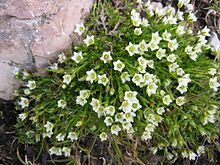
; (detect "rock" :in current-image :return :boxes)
[0,0,94,100]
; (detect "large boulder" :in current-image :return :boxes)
[0,0,94,100]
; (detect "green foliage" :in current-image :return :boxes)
[15,0,220,164]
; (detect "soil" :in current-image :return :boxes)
[0,0,220,165]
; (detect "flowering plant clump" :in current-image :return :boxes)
[15,0,220,163]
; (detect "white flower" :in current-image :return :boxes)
[209,77,220,91]
[157,107,165,115]
[176,10,184,21]
[138,40,149,54]
[132,73,144,86]
[49,63,58,71]
[151,32,162,44]
[49,147,62,156]
[134,28,142,35]
[185,45,193,54]
[62,147,71,157]
[131,101,142,112]
[125,42,139,56]
[147,83,158,96]
[124,111,136,123]
[176,96,185,106]
[141,131,152,141]
[56,133,65,142]
[188,12,197,22]
[176,25,185,35]
[208,68,217,76]
[115,112,124,123]
[182,150,188,158]
[143,73,154,85]
[86,69,97,83]
[188,151,197,160]
[148,60,154,69]
[90,98,100,111]
[167,54,177,63]
[197,146,205,156]
[44,121,54,132]
[169,62,179,72]
[74,23,85,35]
[163,95,172,105]
[99,132,108,141]
[141,18,149,27]
[67,131,78,142]
[160,90,165,96]
[98,74,109,86]
[131,17,142,27]
[119,100,132,113]
[76,96,87,106]
[104,117,113,126]
[43,131,53,138]
[156,48,166,60]
[97,106,105,118]
[168,39,178,51]
[210,32,220,59]
[120,72,131,84]
[176,68,185,76]
[58,53,66,63]
[177,84,188,94]
[83,35,94,46]
[199,26,210,37]
[124,91,138,102]
[18,97,29,109]
[100,51,112,63]
[57,99,66,109]
[105,106,115,116]
[189,52,198,61]
[27,80,36,90]
[178,74,191,86]
[111,125,121,135]
[71,52,83,63]
[113,60,125,72]
[138,56,148,68]
[19,113,27,121]
[63,74,72,85]
[149,41,159,51]
[122,121,133,131]
[162,30,171,41]
[79,90,90,99]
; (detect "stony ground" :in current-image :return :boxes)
[0,0,220,165]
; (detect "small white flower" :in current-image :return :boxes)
[49,63,58,70]
[27,80,36,90]
[176,10,184,21]
[131,101,142,112]
[49,147,62,156]
[44,121,54,132]
[76,96,87,106]
[169,62,179,72]
[113,60,125,72]
[115,112,124,123]
[151,32,162,44]
[167,54,177,63]
[43,131,53,138]
[163,95,172,105]
[143,73,154,85]
[208,68,217,76]
[57,99,66,109]
[125,42,139,56]
[18,97,29,109]
[148,60,154,69]
[111,125,121,135]
[168,39,178,51]
[120,72,131,84]
[176,96,185,106]
[83,35,94,46]
[86,69,97,83]
[100,51,112,63]
[63,74,72,85]
[182,150,189,158]
[176,68,185,76]
[188,151,197,160]
[104,117,114,126]
[134,28,142,36]
[138,56,148,68]
[90,98,100,111]
[157,107,165,115]
[98,74,109,86]
[105,106,115,116]
[141,131,152,141]
[74,23,85,35]
[176,25,185,35]
[119,100,132,113]
[19,113,27,121]
[56,133,65,142]
[71,52,83,63]
[189,52,198,61]
[138,40,148,54]
[147,83,158,96]
[99,132,108,141]
[162,30,171,41]
[178,74,191,86]
[160,90,165,96]
[131,17,142,27]
[209,77,220,91]
[132,73,144,86]
[149,41,159,51]
[188,12,197,22]
[177,84,188,94]
[124,111,136,123]
[199,26,210,37]
[124,91,138,102]
[141,18,149,27]
[62,147,71,157]
[58,53,66,63]
[67,131,78,142]
[156,48,166,60]
[185,45,193,54]
[122,121,133,131]
[97,106,105,118]
[197,146,205,156]
[12,67,20,76]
